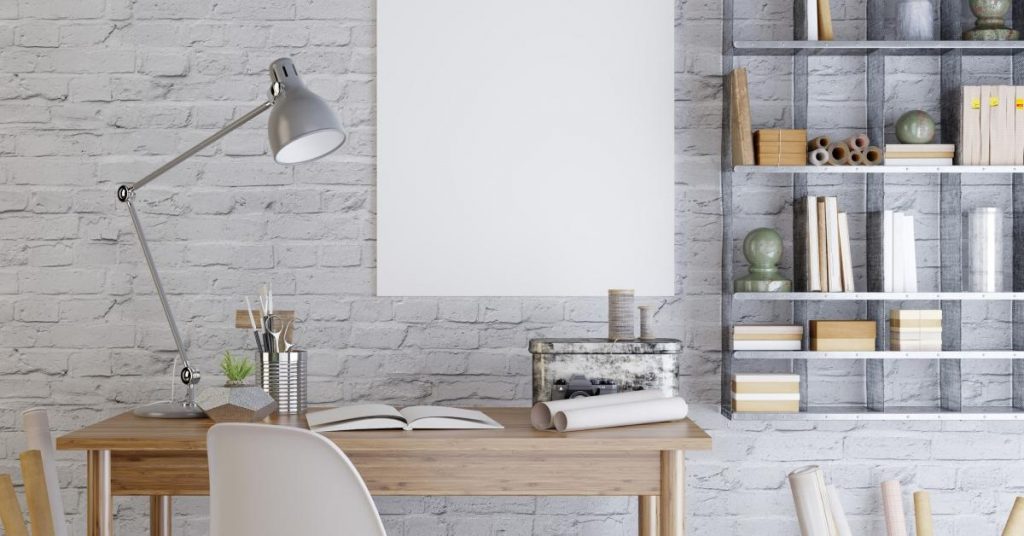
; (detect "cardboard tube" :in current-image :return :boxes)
[846,133,870,151]
[1003,496,1024,536]
[788,466,837,536]
[808,148,829,166]
[552,397,688,432]
[827,142,850,165]
[827,485,853,536]
[848,150,866,166]
[530,390,666,430]
[882,480,908,536]
[914,491,933,536]
[864,146,883,165]
[22,409,67,536]
[808,136,831,151]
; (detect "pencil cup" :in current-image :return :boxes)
[257,350,308,414]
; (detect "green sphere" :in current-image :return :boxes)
[895,110,936,144]
[743,228,784,268]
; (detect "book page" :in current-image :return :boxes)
[306,404,406,430]
[400,406,503,429]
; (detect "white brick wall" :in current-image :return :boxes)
[2,0,1023,534]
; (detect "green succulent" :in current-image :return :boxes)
[220,351,254,384]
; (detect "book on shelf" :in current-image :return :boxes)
[733,372,801,412]
[902,215,918,292]
[733,393,800,413]
[890,310,942,351]
[810,320,876,351]
[728,68,755,166]
[881,211,918,293]
[733,324,803,351]
[824,197,842,292]
[805,196,822,292]
[802,196,855,292]
[804,0,819,41]
[882,210,894,292]
[884,158,954,166]
[962,86,982,165]
[307,404,503,432]
[884,144,956,158]
[817,0,833,41]
[817,198,828,290]
[961,85,1024,165]
[837,213,854,292]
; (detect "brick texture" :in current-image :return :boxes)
[0,0,1020,535]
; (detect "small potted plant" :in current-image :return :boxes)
[196,351,277,422]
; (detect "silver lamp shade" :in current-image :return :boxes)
[268,58,346,164]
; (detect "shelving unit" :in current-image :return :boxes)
[720,0,1024,420]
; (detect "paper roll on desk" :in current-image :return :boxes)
[788,466,837,536]
[827,485,853,536]
[808,148,829,166]
[22,409,67,536]
[1004,496,1024,536]
[914,491,933,536]
[551,397,688,432]
[530,390,668,430]
[882,480,909,536]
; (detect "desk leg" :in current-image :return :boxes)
[87,450,112,536]
[659,450,684,536]
[150,496,172,536]
[639,495,658,535]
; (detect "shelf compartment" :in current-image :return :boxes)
[733,292,1024,301]
[733,40,1024,56]
[721,406,1024,421]
[734,351,1024,360]
[733,165,1024,174]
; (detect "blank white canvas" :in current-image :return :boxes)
[376,0,675,296]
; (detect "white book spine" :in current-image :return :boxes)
[806,0,819,40]
[807,196,821,292]
[903,214,918,292]
[981,85,992,165]
[824,197,842,292]
[883,210,894,293]
[838,212,855,292]
[892,213,905,293]
[882,158,955,166]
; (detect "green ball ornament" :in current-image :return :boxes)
[895,110,936,144]
[734,228,792,293]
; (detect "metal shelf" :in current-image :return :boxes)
[734,292,1024,301]
[722,406,1024,421]
[734,351,1024,360]
[734,165,1024,174]
[734,40,1024,56]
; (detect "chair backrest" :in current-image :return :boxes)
[207,423,386,536]
[21,409,65,536]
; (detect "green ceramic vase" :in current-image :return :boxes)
[964,0,1018,40]
[735,228,791,293]
[895,110,936,144]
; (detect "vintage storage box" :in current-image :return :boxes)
[530,338,680,404]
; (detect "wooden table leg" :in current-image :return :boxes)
[639,495,658,536]
[150,496,172,536]
[87,450,112,536]
[659,450,684,536]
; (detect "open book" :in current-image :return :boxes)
[306,404,503,432]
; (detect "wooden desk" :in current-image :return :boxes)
[58,408,711,536]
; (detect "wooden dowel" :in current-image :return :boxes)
[0,474,28,536]
[913,491,933,536]
[1003,496,1024,536]
[20,450,55,536]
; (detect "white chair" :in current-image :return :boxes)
[207,423,387,536]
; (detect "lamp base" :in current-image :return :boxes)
[134,401,206,419]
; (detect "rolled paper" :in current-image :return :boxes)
[808,148,829,166]
[1003,496,1024,536]
[846,133,870,151]
[864,146,883,165]
[530,390,667,430]
[827,142,850,165]
[914,491,933,536]
[22,409,68,536]
[848,150,866,166]
[788,466,837,536]
[827,485,853,536]
[808,136,831,151]
[882,480,909,536]
[552,396,688,432]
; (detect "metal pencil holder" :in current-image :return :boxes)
[257,350,307,414]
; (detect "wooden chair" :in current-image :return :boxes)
[0,450,56,536]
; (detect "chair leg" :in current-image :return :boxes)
[150,496,172,536]
[0,474,28,536]
[21,450,56,536]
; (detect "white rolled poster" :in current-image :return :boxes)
[882,479,909,536]
[551,397,688,432]
[530,390,667,430]
[788,465,837,536]
[827,485,853,536]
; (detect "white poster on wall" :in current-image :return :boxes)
[377,0,675,296]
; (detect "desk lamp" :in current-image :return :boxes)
[123,58,345,418]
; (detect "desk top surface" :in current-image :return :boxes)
[57,407,712,453]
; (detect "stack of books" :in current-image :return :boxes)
[802,196,855,292]
[890,310,942,351]
[732,325,803,351]
[880,210,918,292]
[732,374,800,413]
[961,86,1024,165]
[884,144,955,166]
[810,320,876,351]
[755,129,807,166]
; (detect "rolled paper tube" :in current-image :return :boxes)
[530,390,667,430]
[914,491,933,536]
[808,148,829,166]
[552,397,689,432]
[827,486,853,536]
[807,136,831,151]
[864,146,883,165]
[827,142,850,165]
[848,150,866,165]
[846,133,870,151]
[22,409,67,536]
[788,466,837,536]
[1003,496,1024,536]
[882,480,909,536]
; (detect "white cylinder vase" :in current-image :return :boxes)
[896,0,935,40]
[967,207,1003,292]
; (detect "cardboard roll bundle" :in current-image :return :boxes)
[807,134,882,166]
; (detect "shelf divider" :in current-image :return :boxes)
[1012,5,1024,410]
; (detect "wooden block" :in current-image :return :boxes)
[733,332,803,341]
[810,338,876,351]
[729,68,755,166]
[732,381,800,394]
[733,400,800,413]
[0,474,28,536]
[19,450,54,536]
[733,325,803,335]
[754,129,807,143]
[810,320,877,339]
[757,154,808,166]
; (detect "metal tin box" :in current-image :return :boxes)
[530,338,681,404]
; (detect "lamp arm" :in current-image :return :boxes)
[116,99,273,396]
